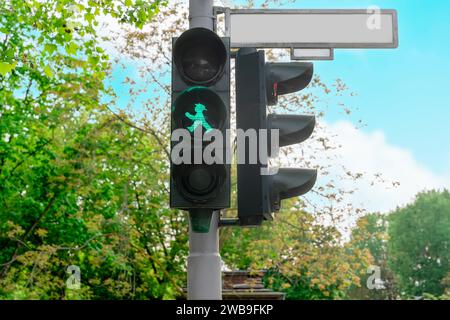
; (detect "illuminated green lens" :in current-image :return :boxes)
[173,86,226,132]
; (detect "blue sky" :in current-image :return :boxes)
[266,0,450,177]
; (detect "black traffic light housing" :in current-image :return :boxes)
[170,28,230,210]
[235,49,269,225]
[236,49,317,226]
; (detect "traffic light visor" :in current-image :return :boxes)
[174,28,227,85]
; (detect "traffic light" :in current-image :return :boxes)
[235,48,317,226]
[170,28,230,211]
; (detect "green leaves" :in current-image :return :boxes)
[87,55,100,66]
[0,0,171,300]
[43,65,53,77]
[0,61,16,76]
[347,190,450,299]
[84,12,95,24]
[220,203,370,299]
[388,190,450,298]
[44,43,57,55]
[65,42,79,56]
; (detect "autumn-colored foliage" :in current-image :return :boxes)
[1,0,448,300]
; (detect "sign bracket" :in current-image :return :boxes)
[213,7,398,61]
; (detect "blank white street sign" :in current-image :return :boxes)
[291,48,334,60]
[229,9,398,49]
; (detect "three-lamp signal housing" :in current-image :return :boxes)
[235,49,317,226]
[170,28,231,210]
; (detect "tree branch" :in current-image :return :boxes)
[105,105,170,158]
[1,194,58,276]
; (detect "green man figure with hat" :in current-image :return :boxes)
[185,103,213,133]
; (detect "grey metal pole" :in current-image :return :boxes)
[187,0,222,301]
[189,0,214,29]
[188,210,221,300]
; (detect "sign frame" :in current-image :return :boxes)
[290,48,334,61]
[227,9,398,49]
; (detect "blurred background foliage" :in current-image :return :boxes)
[1,0,449,300]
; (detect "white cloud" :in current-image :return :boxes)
[312,121,449,213]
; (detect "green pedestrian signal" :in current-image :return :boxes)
[172,86,227,136]
[170,27,230,210]
[185,103,213,133]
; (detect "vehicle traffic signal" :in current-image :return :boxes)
[170,28,230,210]
[235,48,317,226]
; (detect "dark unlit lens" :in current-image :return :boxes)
[187,168,213,194]
[174,28,226,85]
[182,46,220,82]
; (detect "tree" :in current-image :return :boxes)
[0,108,188,299]
[388,190,450,297]
[346,213,398,299]
[220,199,372,299]
[0,0,186,299]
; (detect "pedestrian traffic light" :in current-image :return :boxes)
[235,48,317,226]
[170,28,230,210]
